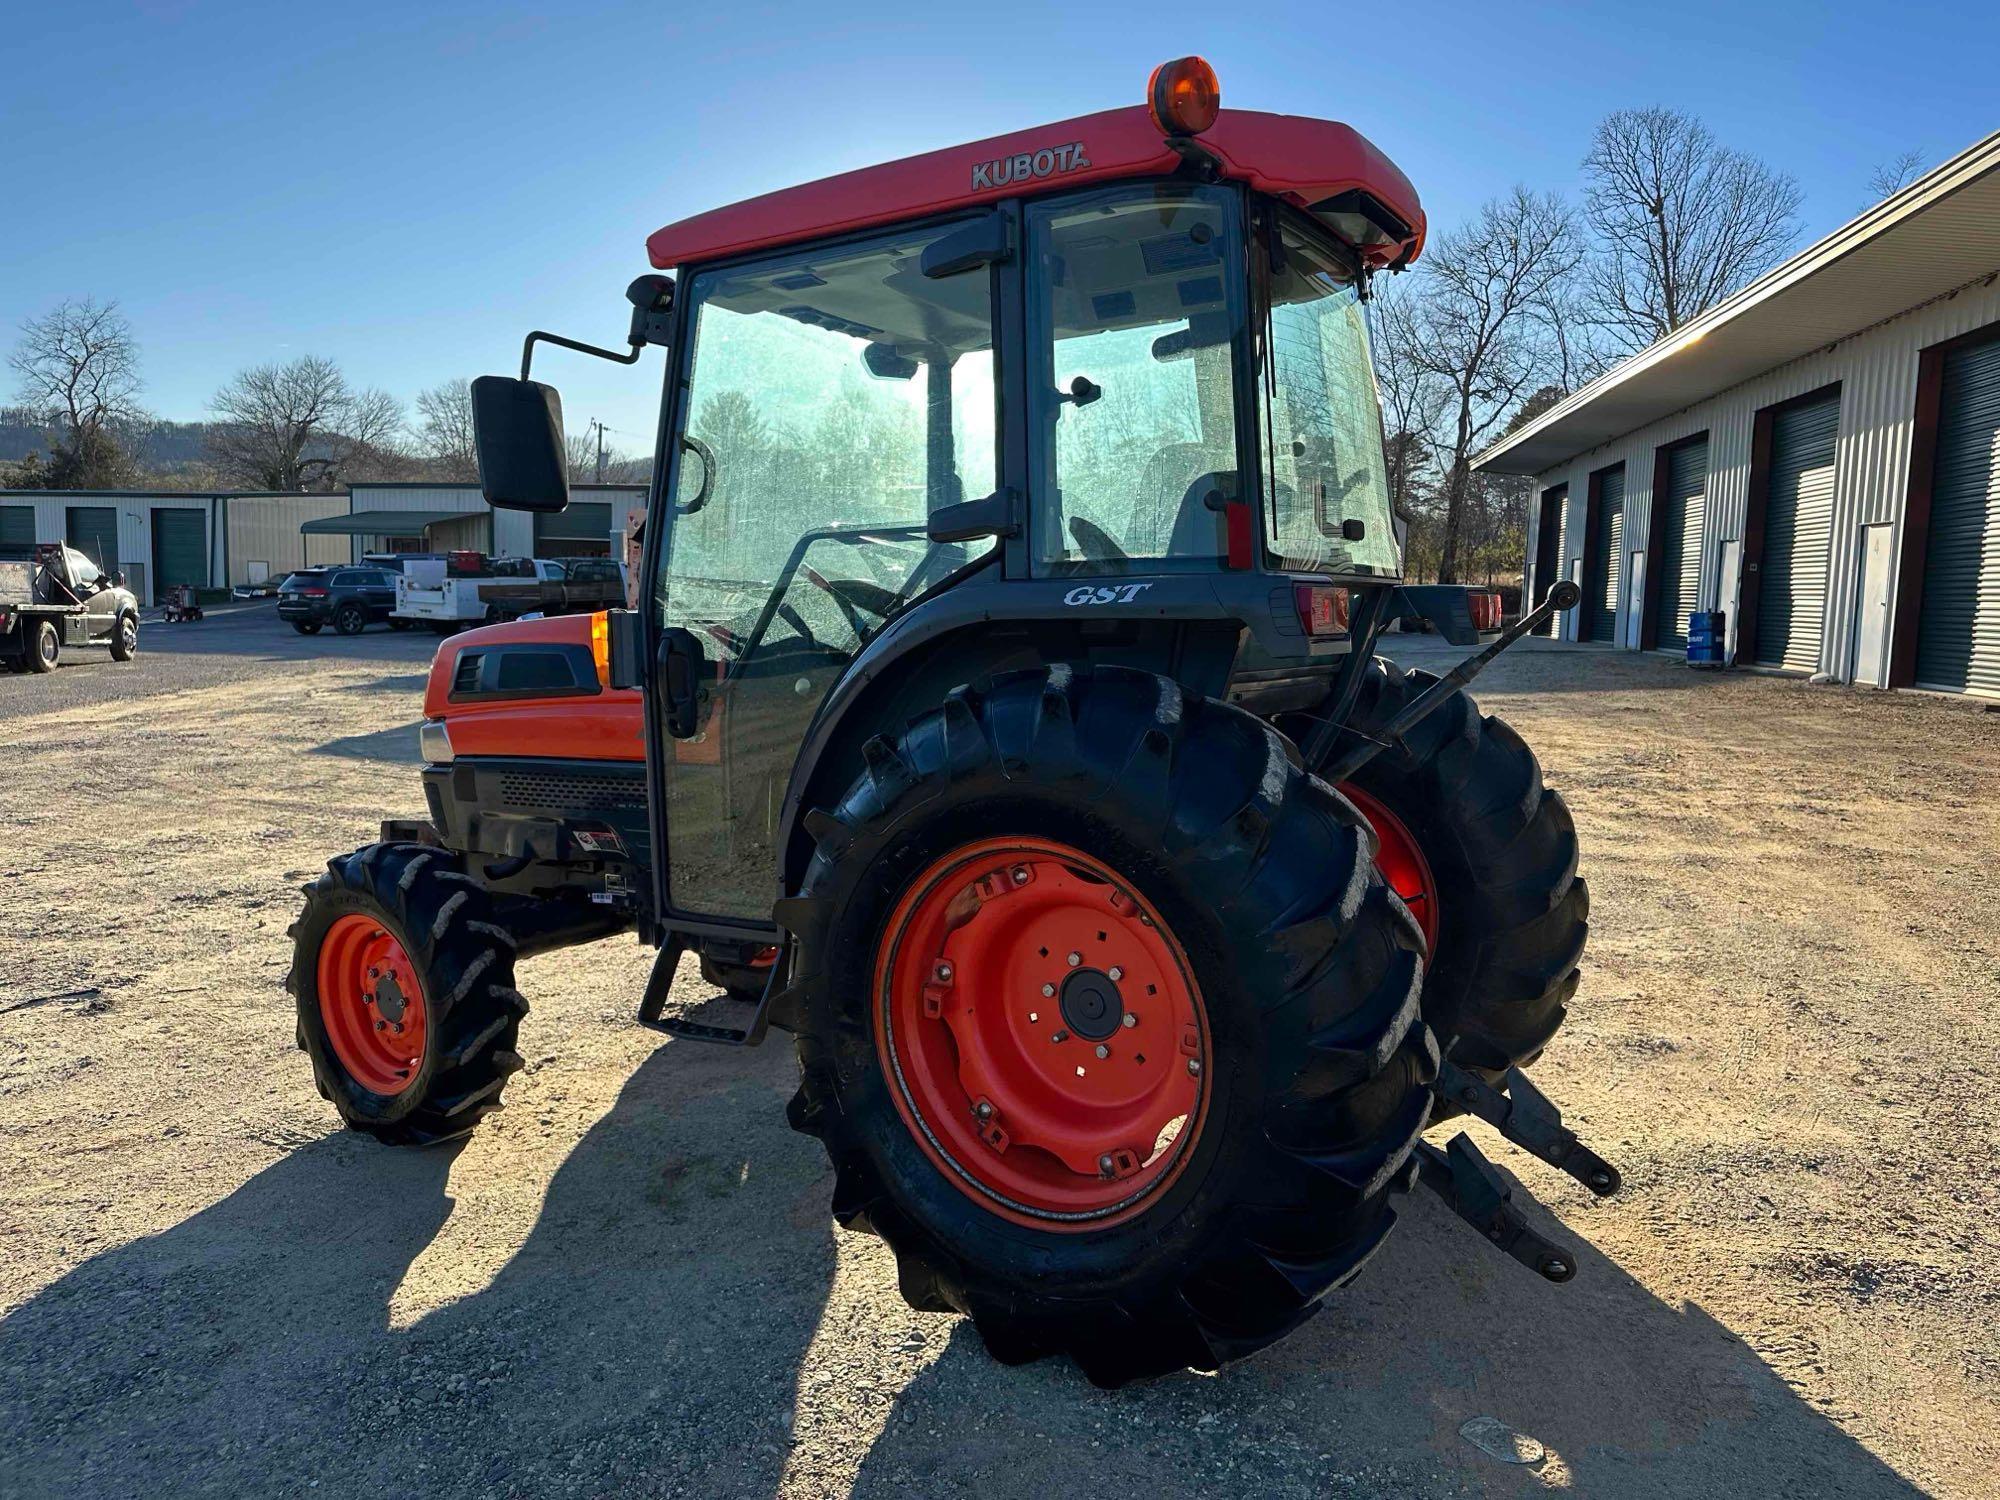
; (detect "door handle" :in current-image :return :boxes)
[658,626,706,738]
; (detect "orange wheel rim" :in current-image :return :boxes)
[317,913,429,1097]
[872,837,1210,1230]
[1339,783,1439,952]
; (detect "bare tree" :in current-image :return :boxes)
[8,298,144,488]
[416,378,478,480]
[1582,107,1802,352]
[1867,150,1925,201]
[10,297,142,435]
[205,356,407,490]
[1371,277,1451,524]
[1392,189,1586,582]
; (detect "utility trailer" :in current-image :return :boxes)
[287,58,1614,1386]
[0,544,140,673]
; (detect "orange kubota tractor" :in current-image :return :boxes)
[288,60,1607,1386]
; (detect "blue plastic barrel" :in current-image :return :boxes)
[1685,611,1726,668]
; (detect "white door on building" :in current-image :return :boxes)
[1719,538,1742,663]
[1852,523,1895,688]
[1625,549,1645,649]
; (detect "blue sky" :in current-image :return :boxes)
[4,0,1995,452]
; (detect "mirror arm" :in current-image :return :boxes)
[520,330,644,383]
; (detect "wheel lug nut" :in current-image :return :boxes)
[393,1023,404,1034]
[974,1100,993,1120]
[1098,1154,1114,1174]
[1051,1030,1068,1044]
[1011,866,1029,885]
[1067,952,1081,966]
[1187,1058,1201,1076]
[375,1021,386,1032]
[1094,1044,1109,1059]
[1121,1013,1136,1029]
[1041,983,1055,998]
[1107,966,1123,981]
[933,961,953,982]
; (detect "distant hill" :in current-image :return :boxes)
[0,410,217,473]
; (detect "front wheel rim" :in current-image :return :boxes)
[1338,783,1440,953]
[316,914,429,1096]
[873,837,1210,1230]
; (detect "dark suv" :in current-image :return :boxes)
[277,566,408,636]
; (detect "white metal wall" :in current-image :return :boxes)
[1524,275,2000,684]
[0,491,222,607]
[227,494,350,582]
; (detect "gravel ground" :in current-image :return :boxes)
[2,608,1996,1498]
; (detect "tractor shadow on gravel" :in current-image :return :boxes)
[0,1042,1926,1500]
[0,1042,839,1499]
[850,1183,1929,1499]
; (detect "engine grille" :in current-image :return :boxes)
[493,767,646,813]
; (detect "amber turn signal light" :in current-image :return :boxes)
[1147,56,1220,138]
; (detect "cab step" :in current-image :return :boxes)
[637,937,779,1048]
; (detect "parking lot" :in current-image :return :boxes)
[2,605,1996,1498]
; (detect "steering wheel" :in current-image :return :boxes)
[1068,516,1131,562]
[775,599,818,647]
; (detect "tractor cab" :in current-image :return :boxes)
[473,58,1433,935]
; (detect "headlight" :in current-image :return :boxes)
[419,719,455,764]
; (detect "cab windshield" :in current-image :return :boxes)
[1258,215,1400,575]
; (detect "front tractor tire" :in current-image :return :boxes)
[1295,660,1589,1094]
[785,666,1436,1386]
[288,843,527,1145]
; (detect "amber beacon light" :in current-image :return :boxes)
[1147,56,1220,137]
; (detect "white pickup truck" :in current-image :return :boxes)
[393,556,626,633]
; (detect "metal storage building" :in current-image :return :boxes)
[1479,130,2000,699]
[304,484,644,562]
[0,489,349,606]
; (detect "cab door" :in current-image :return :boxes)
[647,216,1001,926]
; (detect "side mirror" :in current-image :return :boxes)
[472,375,570,513]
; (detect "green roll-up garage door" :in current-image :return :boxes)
[1916,332,2000,695]
[534,502,612,556]
[0,504,33,560]
[1587,468,1624,644]
[152,508,208,590]
[1655,438,1707,653]
[66,506,119,572]
[1754,393,1839,672]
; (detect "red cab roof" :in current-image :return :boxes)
[647,104,1425,272]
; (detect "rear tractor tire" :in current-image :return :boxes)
[288,842,527,1145]
[785,665,1436,1386]
[1290,659,1588,1096]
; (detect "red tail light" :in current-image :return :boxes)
[301,587,328,597]
[1293,583,1350,637]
